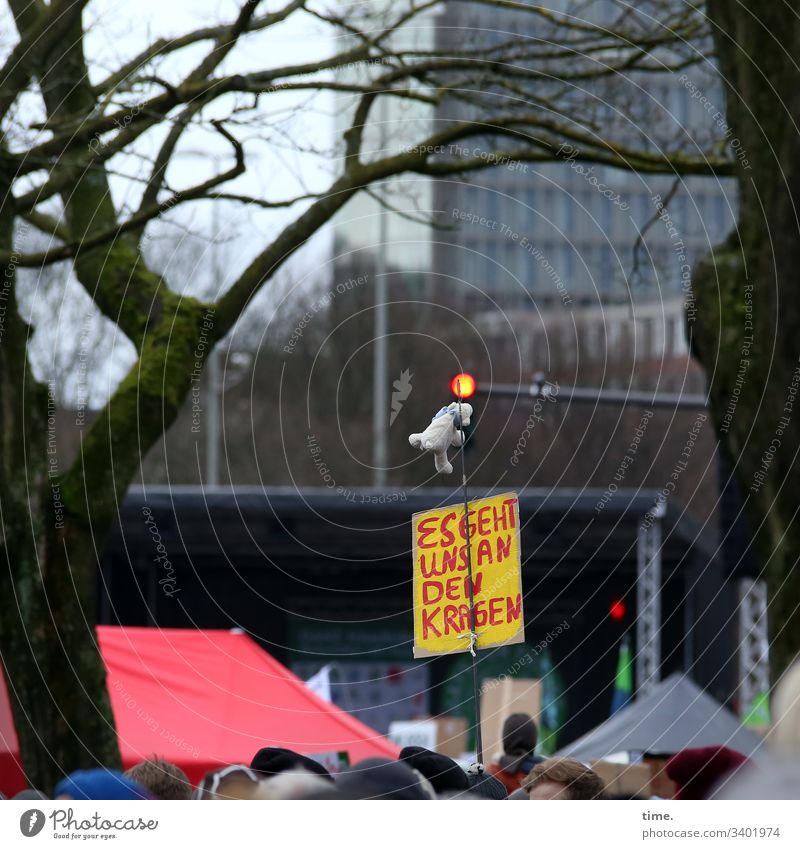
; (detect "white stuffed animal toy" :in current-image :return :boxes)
[409,402,473,474]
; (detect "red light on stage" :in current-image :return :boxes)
[609,599,627,621]
[450,373,476,398]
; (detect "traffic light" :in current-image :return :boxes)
[449,373,477,454]
[450,372,476,399]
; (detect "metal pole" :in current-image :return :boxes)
[372,95,389,487]
[476,381,707,410]
[456,380,483,764]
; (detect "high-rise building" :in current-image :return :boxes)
[330,2,738,323]
[431,1,738,312]
[330,3,442,291]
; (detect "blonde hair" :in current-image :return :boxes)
[522,757,606,800]
[125,758,192,800]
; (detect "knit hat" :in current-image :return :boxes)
[54,769,151,800]
[502,713,537,756]
[336,757,435,800]
[466,771,509,799]
[250,747,334,782]
[666,746,747,799]
[399,746,469,795]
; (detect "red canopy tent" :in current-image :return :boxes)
[1,625,398,795]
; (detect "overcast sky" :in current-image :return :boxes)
[3,0,385,401]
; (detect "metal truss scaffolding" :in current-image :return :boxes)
[636,505,664,697]
[737,578,770,718]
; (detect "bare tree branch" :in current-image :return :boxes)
[4,121,245,267]
[90,0,306,95]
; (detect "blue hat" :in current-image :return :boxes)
[54,769,151,800]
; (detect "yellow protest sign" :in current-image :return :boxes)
[412,492,524,658]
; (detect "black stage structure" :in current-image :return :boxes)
[98,486,735,745]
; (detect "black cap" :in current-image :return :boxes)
[250,747,334,782]
[399,746,469,795]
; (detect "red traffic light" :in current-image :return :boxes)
[609,599,627,621]
[450,373,476,399]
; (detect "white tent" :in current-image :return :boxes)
[556,673,765,761]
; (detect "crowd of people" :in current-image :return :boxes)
[0,713,766,801]
[5,658,800,801]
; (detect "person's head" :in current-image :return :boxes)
[666,746,747,800]
[54,769,151,800]
[12,789,48,800]
[465,770,508,799]
[399,746,469,795]
[336,757,435,800]
[522,758,606,800]
[502,713,538,757]
[259,769,335,799]
[250,747,334,783]
[125,758,192,800]
[195,764,265,800]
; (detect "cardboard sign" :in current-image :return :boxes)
[388,716,468,759]
[480,677,541,761]
[591,760,652,798]
[412,492,524,657]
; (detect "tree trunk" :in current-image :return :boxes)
[0,538,122,791]
[696,1,800,678]
[0,170,121,792]
[1,150,210,792]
